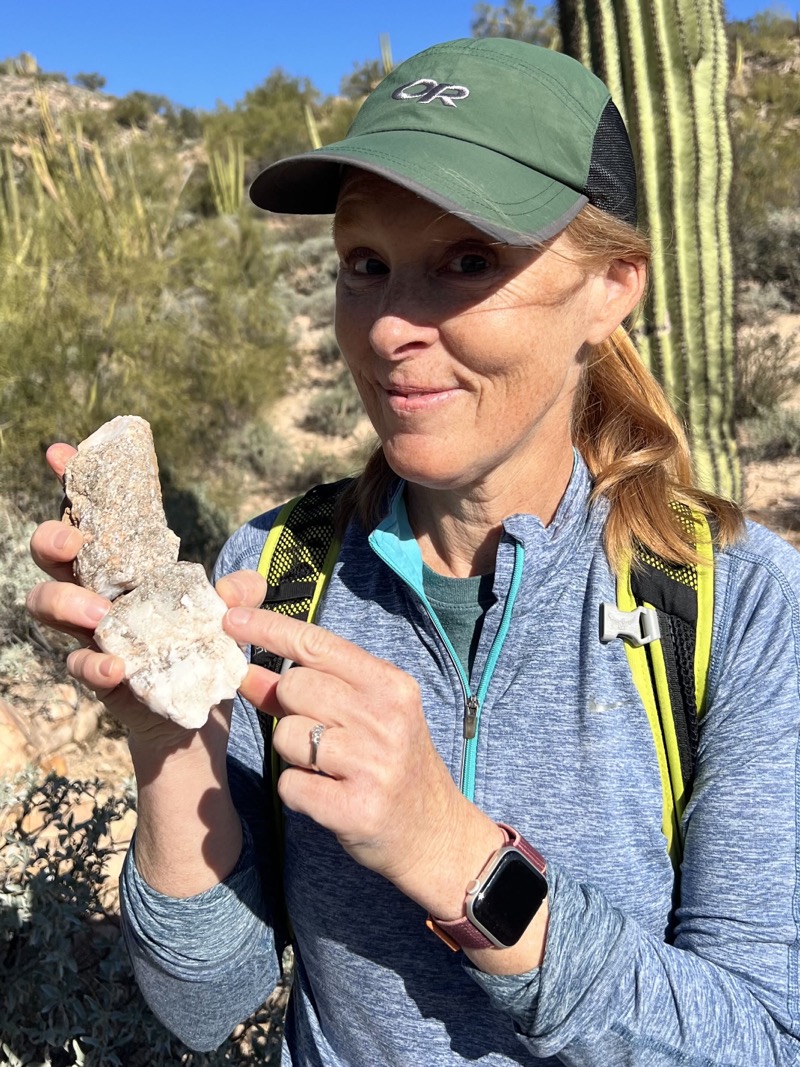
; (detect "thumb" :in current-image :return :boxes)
[47,442,78,480]
[215,569,267,610]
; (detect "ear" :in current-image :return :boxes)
[584,257,647,346]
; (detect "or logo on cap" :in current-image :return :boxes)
[391,79,470,107]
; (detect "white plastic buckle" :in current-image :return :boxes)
[599,603,660,647]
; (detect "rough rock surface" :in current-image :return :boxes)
[95,563,247,730]
[64,416,180,599]
[64,415,247,729]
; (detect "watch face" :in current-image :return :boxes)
[468,849,548,948]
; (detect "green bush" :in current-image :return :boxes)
[294,286,335,327]
[0,498,73,686]
[740,409,800,461]
[224,420,298,484]
[0,128,292,520]
[728,13,799,62]
[316,329,341,366]
[0,772,288,1065]
[750,70,800,114]
[302,373,364,437]
[74,73,106,92]
[736,210,800,310]
[735,327,800,419]
[736,281,791,325]
[290,446,361,493]
[109,92,158,129]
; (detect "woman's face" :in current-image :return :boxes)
[333,173,619,499]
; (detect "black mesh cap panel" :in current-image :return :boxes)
[586,100,638,227]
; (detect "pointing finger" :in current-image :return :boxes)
[223,607,377,687]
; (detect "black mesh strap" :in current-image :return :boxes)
[250,478,352,672]
[630,502,702,799]
[655,611,699,786]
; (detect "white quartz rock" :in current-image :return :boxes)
[94,562,248,730]
[64,415,180,599]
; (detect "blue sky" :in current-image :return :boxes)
[3,1,785,111]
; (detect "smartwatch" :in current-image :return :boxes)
[427,824,548,951]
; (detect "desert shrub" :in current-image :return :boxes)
[74,73,106,92]
[224,420,297,484]
[276,234,338,323]
[0,498,73,685]
[109,92,158,129]
[737,280,792,324]
[303,373,364,437]
[282,235,338,277]
[174,107,203,142]
[0,125,292,520]
[0,772,288,1065]
[204,71,318,169]
[750,69,800,114]
[0,500,40,651]
[736,210,800,310]
[740,409,800,461]
[270,214,330,246]
[294,286,335,327]
[472,0,560,47]
[735,327,800,419]
[316,329,341,366]
[159,471,233,574]
[728,12,799,62]
[290,447,361,493]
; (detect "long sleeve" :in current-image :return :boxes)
[118,516,284,1052]
[469,526,800,1064]
[119,700,283,1051]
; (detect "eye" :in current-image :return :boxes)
[446,252,492,275]
[341,250,388,276]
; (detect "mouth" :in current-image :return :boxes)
[383,384,459,413]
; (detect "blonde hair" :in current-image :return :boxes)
[339,203,743,571]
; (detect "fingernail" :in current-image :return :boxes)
[54,527,74,550]
[226,607,252,627]
[99,658,116,678]
[85,600,110,623]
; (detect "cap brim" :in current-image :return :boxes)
[249,130,587,247]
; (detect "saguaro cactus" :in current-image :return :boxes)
[559,0,741,498]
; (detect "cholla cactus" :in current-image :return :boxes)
[559,0,741,498]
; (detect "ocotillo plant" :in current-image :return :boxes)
[559,0,741,498]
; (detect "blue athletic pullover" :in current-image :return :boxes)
[120,457,800,1065]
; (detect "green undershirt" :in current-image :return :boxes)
[422,565,496,683]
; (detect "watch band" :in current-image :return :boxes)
[426,823,547,952]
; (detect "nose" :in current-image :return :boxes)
[367,275,440,360]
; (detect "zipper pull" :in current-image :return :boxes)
[463,694,479,740]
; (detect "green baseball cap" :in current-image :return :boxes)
[249,37,637,245]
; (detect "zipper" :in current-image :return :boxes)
[463,695,479,740]
[460,541,526,799]
[370,533,526,803]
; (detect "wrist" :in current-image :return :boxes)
[129,707,241,896]
[427,823,548,954]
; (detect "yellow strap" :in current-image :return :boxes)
[693,512,714,720]
[617,569,679,864]
[256,495,302,583]
[618,507,715,869]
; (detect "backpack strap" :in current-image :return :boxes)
[614,504,714,869]
[249,479,350,954]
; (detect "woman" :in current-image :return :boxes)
[28,38,800,1065]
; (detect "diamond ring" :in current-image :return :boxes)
[310,723,326,773]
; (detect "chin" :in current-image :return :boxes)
[383,445,477,493]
